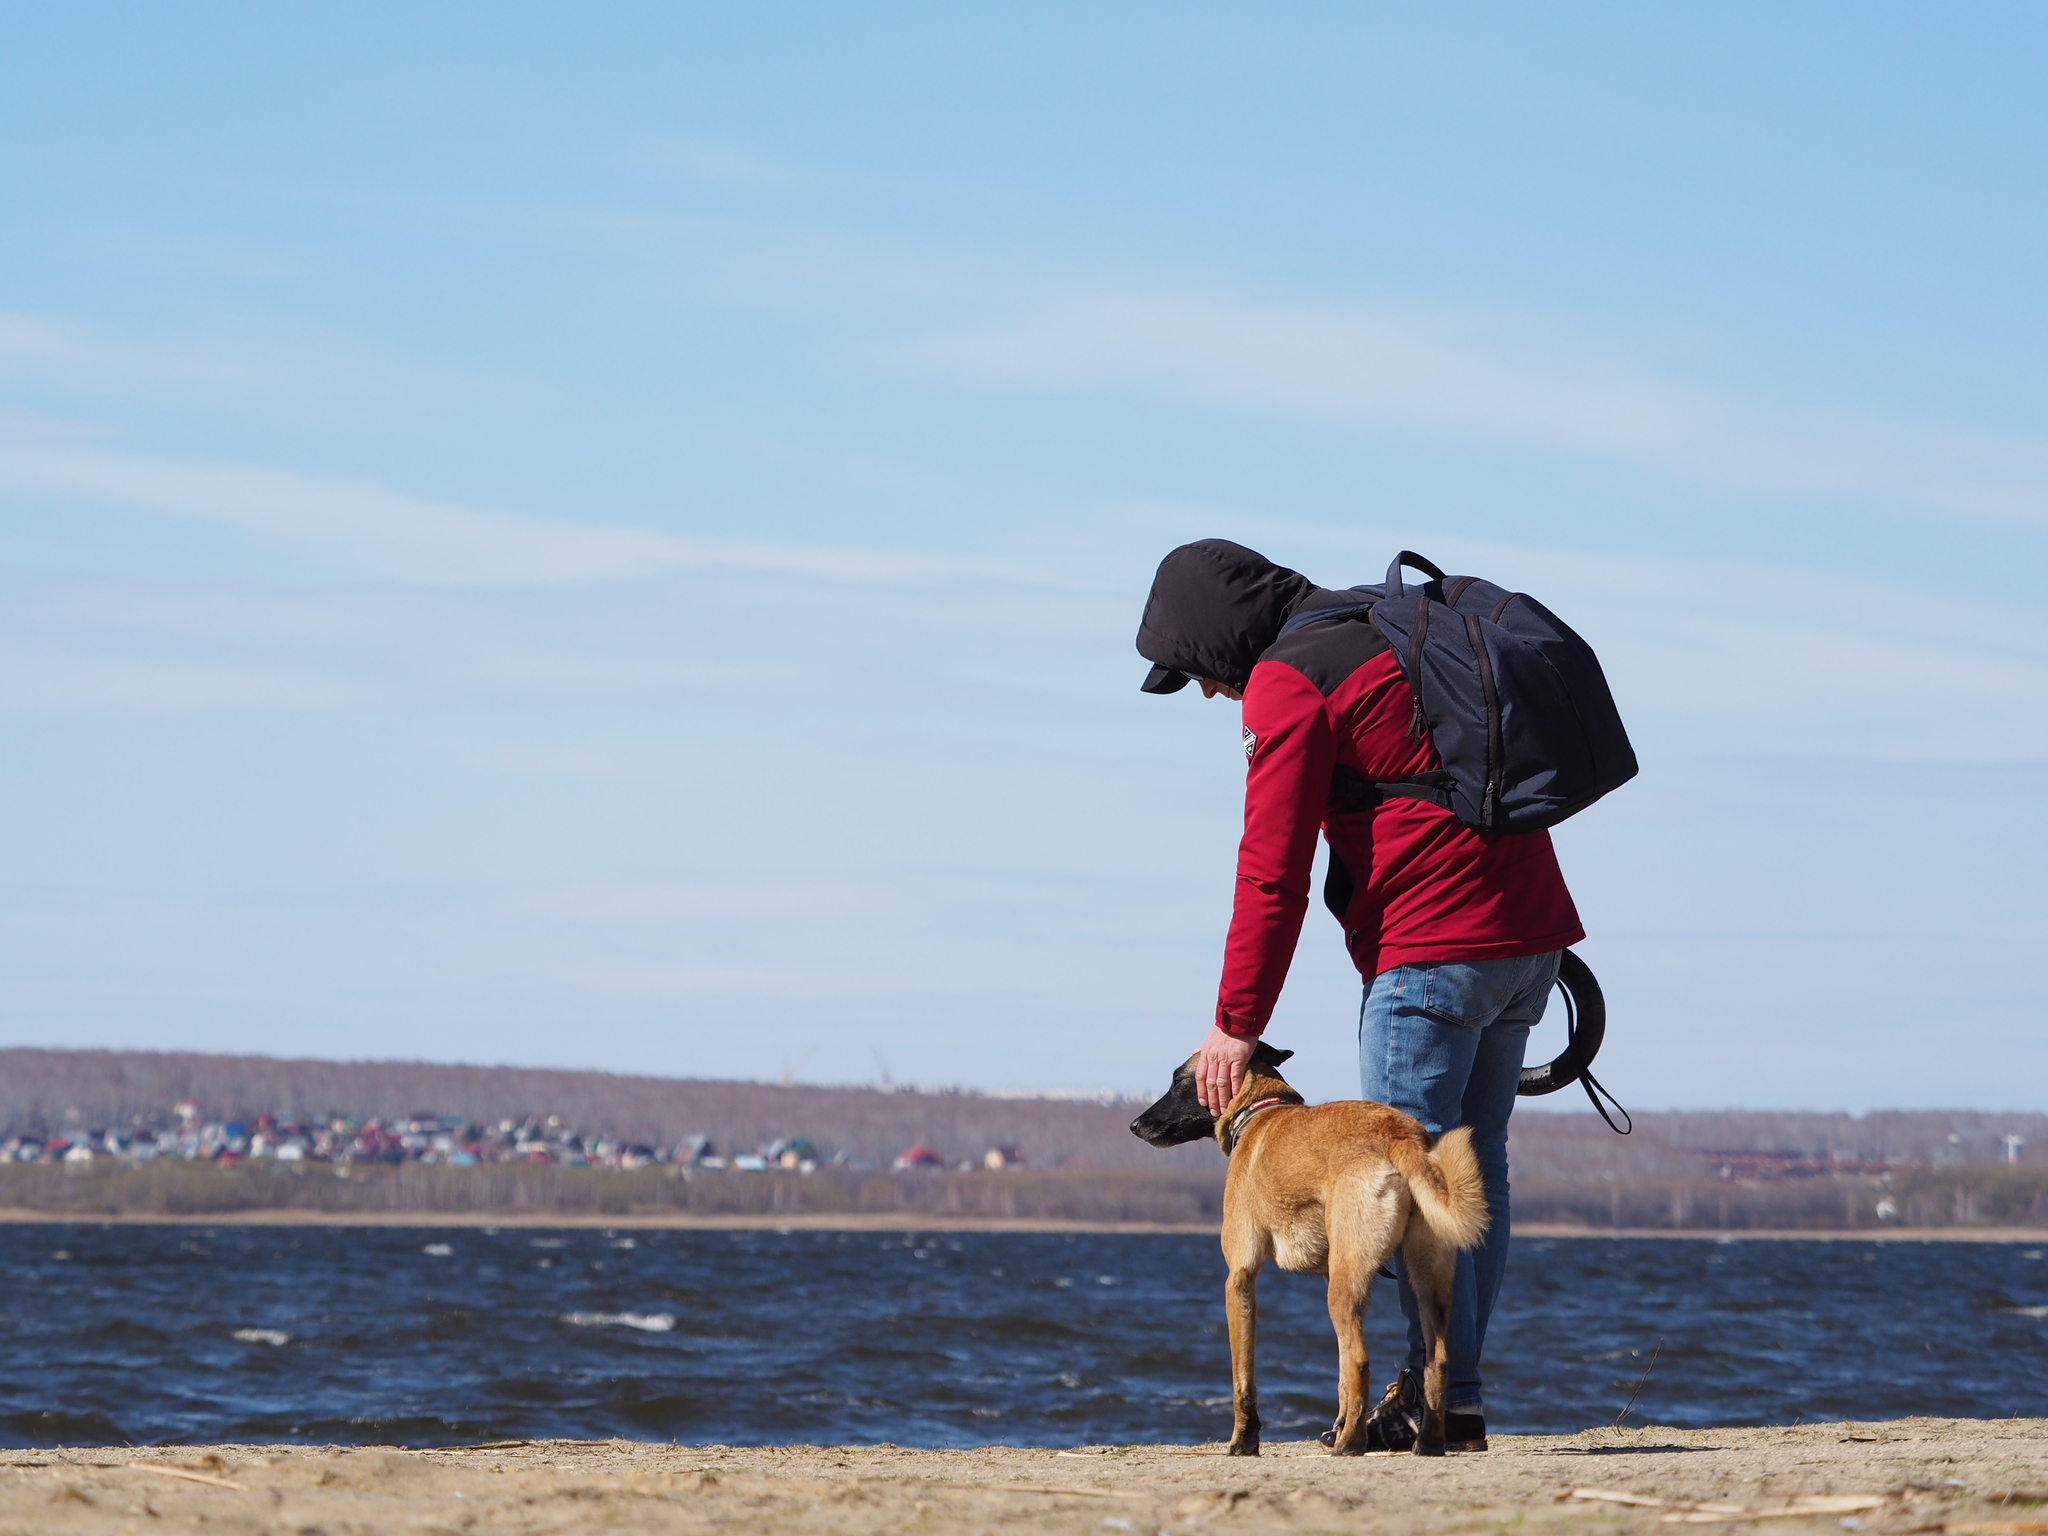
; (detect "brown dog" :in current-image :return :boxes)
[1131,1041,1487,1457]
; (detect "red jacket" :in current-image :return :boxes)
[1134,540,1582,1040]
[1219,646,1583,1036]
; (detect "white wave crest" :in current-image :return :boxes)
[233,1328,290,1346]
[561,1311,675,1332]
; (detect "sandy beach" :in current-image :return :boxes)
[6,1420,2046,1535]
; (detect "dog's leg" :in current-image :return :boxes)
[1323,1172,1406,1453]
[1401,1228,1453,1457]
[1323,1256,1374,1454]
[1224,1262,1262,1456]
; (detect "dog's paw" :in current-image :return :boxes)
[1414,1405,1448,1455]
[1225,1439,1261,1458]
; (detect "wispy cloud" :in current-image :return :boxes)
[533,881,893,921]
[505,178,2048,525]
[639,135,848,193]
[0,420,1043,586]
[883,291,2048,525]
[0,314,315,400]
[0,649,377,715]
[496,742,721,789]
[585,965,875,997]
[538,174,2048,524]
[635,133,952,204]
[0,313,475,419]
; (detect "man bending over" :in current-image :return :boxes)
[1136,538,1584,1452]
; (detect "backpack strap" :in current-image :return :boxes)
[1283,600,1464,818]
[1327,765,1458,815]
[1375,776,1459,811]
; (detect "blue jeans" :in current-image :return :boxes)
[1358,950,1559,1416]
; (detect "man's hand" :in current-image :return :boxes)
[1196,1025,1258,1114]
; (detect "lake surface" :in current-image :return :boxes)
[6,1225,2047,1447]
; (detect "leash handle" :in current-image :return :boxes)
[1579,1067,1632,1135]
[1559,959,1629,1133]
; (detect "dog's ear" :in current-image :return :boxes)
[1252,1043,1293,1067]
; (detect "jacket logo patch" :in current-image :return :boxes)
[1242,726,1258,760]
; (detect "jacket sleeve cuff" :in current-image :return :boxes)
[1215,1009,1264,1039]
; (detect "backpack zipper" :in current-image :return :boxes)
[1407,595,1430,739]
[1465,613,1504,830]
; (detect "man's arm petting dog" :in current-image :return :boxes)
[1131,1042,1487,1457]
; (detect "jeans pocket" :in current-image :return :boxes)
[1416,959,1530,1028]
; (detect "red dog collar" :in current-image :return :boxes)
[1220,1094,1300,1155]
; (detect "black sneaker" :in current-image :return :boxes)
[1445,1411,1487,1452]
[1318,1370,1419,1452]
[1320,1376,1488,1453]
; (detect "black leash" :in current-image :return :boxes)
[1558,972,1631,1135]
[1518,950,1632,1134]
[1581,1067,1632,1136]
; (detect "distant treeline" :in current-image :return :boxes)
[0,1047,1212,1174]
[3,1046,2043,1189]
[1516,1165,2048,1231]
[1507,1106,2048,1178]
[5,1158,2048,1230]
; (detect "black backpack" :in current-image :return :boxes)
[1279,550,1637,834]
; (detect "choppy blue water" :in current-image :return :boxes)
[6,1225,2048,1448]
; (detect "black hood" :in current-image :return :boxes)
[1134,540,1319,694]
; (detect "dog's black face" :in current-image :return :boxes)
[1129,1043,1295,1148]
[1129,1058,1213,1147]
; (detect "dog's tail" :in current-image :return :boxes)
[1389,1125,1489,1252]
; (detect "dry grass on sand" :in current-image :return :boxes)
[6,1419,2048,1536]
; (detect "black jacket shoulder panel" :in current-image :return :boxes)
[1260,591,1391,696]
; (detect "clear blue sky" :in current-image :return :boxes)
[3,4,2044,1110]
